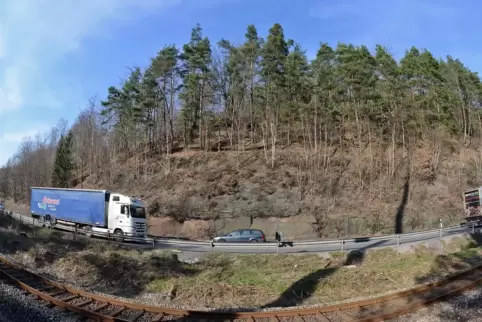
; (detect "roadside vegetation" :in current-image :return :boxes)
[1,213,481,309]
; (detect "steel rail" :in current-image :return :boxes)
[0,255,482,321]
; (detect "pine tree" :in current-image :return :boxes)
[52,131,75,188]
[260,23,290,167]
[179,24,213,147]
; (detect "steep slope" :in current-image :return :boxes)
[74,137,472,241]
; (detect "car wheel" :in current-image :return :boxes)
[217,238,226,243]
[250,239,258,243]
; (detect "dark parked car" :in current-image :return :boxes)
[213,229,266,243]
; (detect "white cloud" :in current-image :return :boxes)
[0,0,181,112]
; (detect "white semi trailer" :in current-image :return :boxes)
[30,187,147,238]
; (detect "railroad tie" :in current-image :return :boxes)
[61,294,79,302]
[293,314,305,322]
[38,285,55,292]
[151,313,164,322]
[47,290,66,297]
[315,312,331,322]
[91,302,109,312]
[336,310,355,321]
[75,299,93,307]
[128,310,144,322]
[109,306,126,317]
[29,283,48,290]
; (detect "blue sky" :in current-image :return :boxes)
[0,0,481,166]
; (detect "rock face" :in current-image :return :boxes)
[147,214,318,240]
[148,216,215,240]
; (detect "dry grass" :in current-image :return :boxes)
[0,218,481,309]
[1,212,482,309]
[143,246,482,308]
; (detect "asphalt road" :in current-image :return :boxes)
[154,226,471,254]
[4,211,475,255]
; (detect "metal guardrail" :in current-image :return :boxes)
[5,211,155,245]
[0,210,474,252]
[3,211,277,248]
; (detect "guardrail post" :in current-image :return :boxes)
[211,241,214,252]
[396,235,399,246]
[341,240,344,251]
[439,219,443,238]
[472,222,476,234]
[439,219,444,254]
[152,237,155,247]
[74,226,77,241]
[276,241,279,255]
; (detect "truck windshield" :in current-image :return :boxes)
[130,206,146,219]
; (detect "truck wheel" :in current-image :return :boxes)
[114,229,124,242]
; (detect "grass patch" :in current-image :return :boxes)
[2,212,482,309]
[142,246,482,308]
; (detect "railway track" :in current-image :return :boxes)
[1,255,482,322]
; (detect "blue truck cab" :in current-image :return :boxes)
[30,187,147,237]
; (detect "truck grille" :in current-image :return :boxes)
[135,223,146,232]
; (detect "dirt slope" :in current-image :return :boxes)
[63,137,478,241]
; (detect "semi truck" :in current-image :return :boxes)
[463,187,482,225]
[30,187,147,238]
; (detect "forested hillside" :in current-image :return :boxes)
[1,23,481,239]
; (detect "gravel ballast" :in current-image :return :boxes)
[0,280,81,322]
[392,287,482,321]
